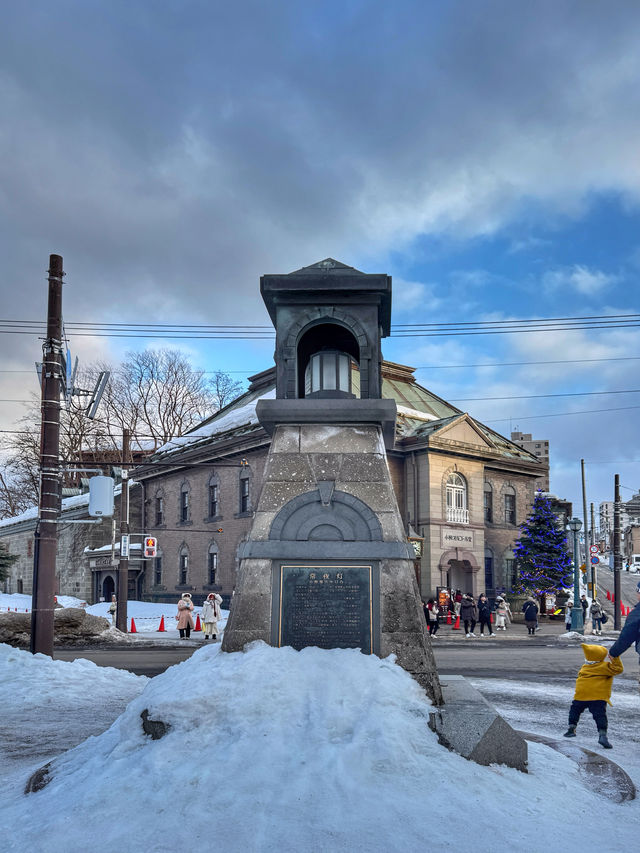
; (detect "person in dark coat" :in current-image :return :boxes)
[460,594,478,638]
[477,594,495,637]
[522,597,539,635]
[581,595,589,621]
[608,580,640,692]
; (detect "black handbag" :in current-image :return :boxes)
[601,611,608,624]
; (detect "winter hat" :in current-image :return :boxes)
[581,644,607,662]
[182,592,192,599]
[207,593,215,599]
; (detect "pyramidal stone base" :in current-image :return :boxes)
[222,419,442,705]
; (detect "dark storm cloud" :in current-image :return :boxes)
[2,0,640,333]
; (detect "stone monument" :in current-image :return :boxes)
[222,258,442,704]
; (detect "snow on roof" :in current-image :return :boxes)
[0,481,131,531]
[153,387,275,456]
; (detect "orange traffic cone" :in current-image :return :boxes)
[195,613,202,632]
[130,617,137,633]
[158,615,166,632]
[606,590,611,600]
[620,600,625,613]
[452,613,461,630]
[446,610,452,625]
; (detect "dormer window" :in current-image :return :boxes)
[304,350,353,398]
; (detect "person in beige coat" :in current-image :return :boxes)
[201,592,223,640]
[176,593,194,639]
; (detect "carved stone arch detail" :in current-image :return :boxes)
[269,488,383,542]
[284,309,371,356]
[282,309,374,398]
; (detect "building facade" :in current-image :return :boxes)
[510,432,550,491]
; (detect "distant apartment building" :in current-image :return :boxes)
[599,492,640,549]
[510,432,550,491]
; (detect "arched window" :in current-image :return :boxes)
[179,545,189,586]
[504,486,516,525]
[484,481,493,523]
[207,473,220,520]
[180,481,190,523]
[238,465,252,516]
[154,490,165,526]
[504,548,516,590]
[446,473,468,524]
[207,542,219,585]
[484,547,494,592]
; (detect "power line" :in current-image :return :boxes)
[414,356,640,370]
[482,403,640,423]
[450,389,640,402]
[4,355,640,375]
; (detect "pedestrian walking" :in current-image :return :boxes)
[565,600,573,632]
[108,594,117,627]
[522,597,539,635]
[176,592,195,639]
[425,598,440,637]
[590,598,604,636]
[607,580,640,693]
[580,595,589,622]
[201,592,223,640]
[453,589,463,618]
[494,596,511,631]
[460,593,478,638]
[563,643,623,749]
[477,594,495,637]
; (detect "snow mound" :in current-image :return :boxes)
[4,641,636,853]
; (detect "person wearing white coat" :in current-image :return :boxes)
[201,592,223,640]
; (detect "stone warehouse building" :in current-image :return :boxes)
[130,261,544,607]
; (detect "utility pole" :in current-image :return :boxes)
[613,474,621,631]
[581,459,591,595]
[590,502,597,596]
[116,428,130,633]
[31,255,64,656]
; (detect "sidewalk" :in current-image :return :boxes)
[429,616,621,645]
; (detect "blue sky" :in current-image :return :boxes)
[1,1,639,515]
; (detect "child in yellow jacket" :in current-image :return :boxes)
[563,644,623,748]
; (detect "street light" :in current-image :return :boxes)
[567,517,584,633]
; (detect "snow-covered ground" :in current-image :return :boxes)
[0,593,229,635]
[0,638,638,853]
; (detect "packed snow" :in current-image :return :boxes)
[1,640,638,853]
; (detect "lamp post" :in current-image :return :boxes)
[567,517,584,633]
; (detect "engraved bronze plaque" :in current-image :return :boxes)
[278,564,373,653]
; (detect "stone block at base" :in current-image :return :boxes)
[429,674,528,772]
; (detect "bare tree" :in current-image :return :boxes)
[0,349,242,518]
[209,370,243,411]
[96,349,218,451]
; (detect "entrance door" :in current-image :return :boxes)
[447,559,470,594]
[102,575,115,601]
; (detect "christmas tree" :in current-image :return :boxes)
[511,492,573,596]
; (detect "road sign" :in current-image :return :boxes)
[121,534,130,558]
[590,556,599,565]
[590,545,599,555]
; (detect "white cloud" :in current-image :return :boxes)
[542,265,618,295]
